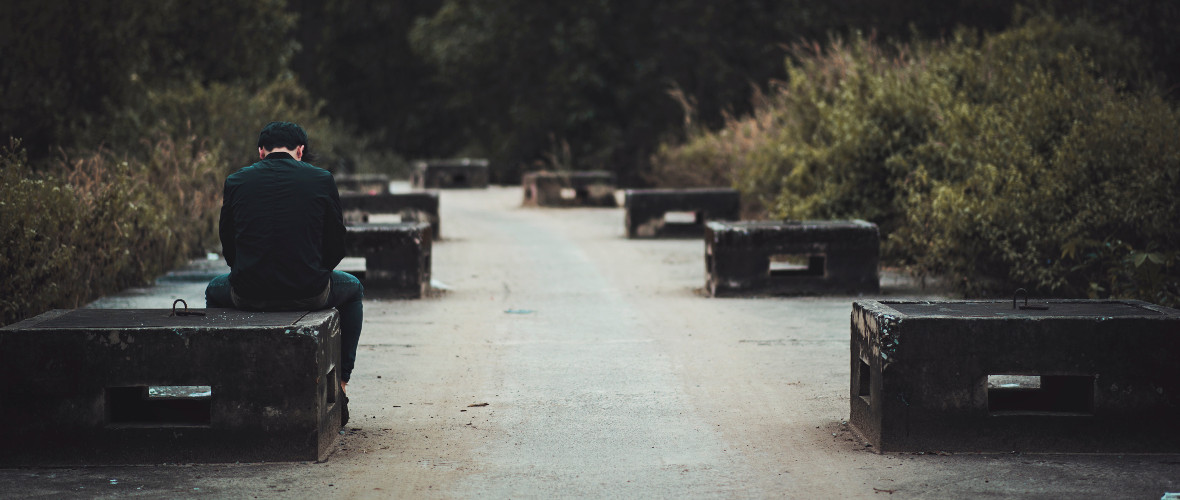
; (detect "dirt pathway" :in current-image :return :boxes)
[2,186,1177,499]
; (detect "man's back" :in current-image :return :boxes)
[207,121,364,411]
[220,153,346,301]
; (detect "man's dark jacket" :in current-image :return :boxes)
[219,152,346,300]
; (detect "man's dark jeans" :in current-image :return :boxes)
[205,271,364,382]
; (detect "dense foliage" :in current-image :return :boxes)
[0,138,221,325]
[290,1,1178,185]
[0,75,379,325]
[0,1,386,325]
[294,0,1016,183]
[3,1,1179,323]
[0,0,297,161]
[652,15,1180,305]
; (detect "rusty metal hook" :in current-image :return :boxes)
[170,299,206,317]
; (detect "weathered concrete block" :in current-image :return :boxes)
[340,192,442,239]
[0,309,342,465]
[521,170,617,207]
[333,173,391,195]
[624,188,740,238]
[411,159,489,189]
[705,220,879,296]
[850,299,1180,453]
[344,222,432,298]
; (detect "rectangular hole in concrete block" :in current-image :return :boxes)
[107,386,212,426]
[664,211,699,224]
[987,375,1095,416]
[147,385,212,399]
[368,213,402,223]
[441,173,467,186]
[769,254,825,277]
[359,183,387,195]
[343,210,369,224]
[858,359,871,404]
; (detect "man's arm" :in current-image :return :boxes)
[321,176,347,270]
[218,182,236,267]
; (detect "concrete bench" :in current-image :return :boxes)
[705,220,879,297]
[344,222,432,298]
[411,158,489,189]
[850,299,1180,453]
[333,173,390,195]
[521,170,617,207]
[0,308,342,465]
[339,192,441,240]
[624,188,740,238]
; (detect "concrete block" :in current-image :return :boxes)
[333,173,390,195]
[411,159,489,189]
[522,171,617,207]
[0,308,342,465]
[340,192,441,239]
[624,188,740,238]
[705,220,879,296]
[344,222,432,298]
[850,299,1180,452]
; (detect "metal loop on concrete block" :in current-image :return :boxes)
[170,299,206,317]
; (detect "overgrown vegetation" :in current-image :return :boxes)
[652,14,1180,305]
[0,75,405,326]
[4,2,1178,324]
[0,136,219,325]
[0,1,401,325]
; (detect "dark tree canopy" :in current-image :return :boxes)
[292,0,451,159]
[0,0,295,160]
[299,0,1021,183]
[3,0,1177,181]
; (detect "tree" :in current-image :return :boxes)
[291,0,453,167]
[407,0,1016,184]
[0,0,296,160]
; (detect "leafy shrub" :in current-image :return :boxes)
[1,142,86,325]
[651,15,1180,305]
[0,136,223,326]
[1,74,409,326]
[890,19,1178,303]
[646,89,770,197]
[899,85,1180,303]
[113,77,407,177]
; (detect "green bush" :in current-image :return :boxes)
[891,19,1178,303]
[1,75,408,326]
[898,85,1180,303]
[651,15,1180,306]
[120,78,407,177]
[1,142,86,324]
[1,136,222,326]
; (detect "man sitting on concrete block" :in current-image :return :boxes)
[204,121,363,424]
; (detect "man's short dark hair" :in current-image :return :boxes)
[257,121,309,150]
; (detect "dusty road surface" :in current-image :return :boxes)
[2,185,1178,499]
